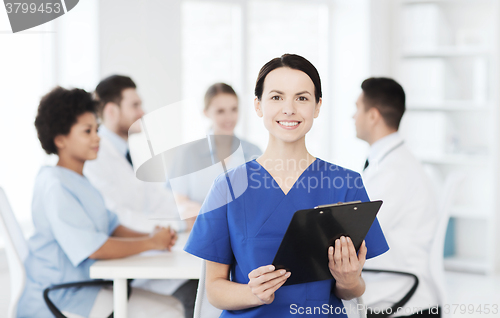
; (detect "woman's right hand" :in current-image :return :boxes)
[248,265,291,305]
[150,226,176,251]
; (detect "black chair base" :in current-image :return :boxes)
[363,269,419,318]
[43,279,133,318]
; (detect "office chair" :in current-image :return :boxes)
[193,260,367,318]
[362,269,419,318]
[362,171,465,318]
[429,172,465,318]
[0,187,129,318]
[342,295,368,318]
[193,260,222,318]
[0,187,28,318]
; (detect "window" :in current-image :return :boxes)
[0,17,55,237]
[182,0,332,159]
[0,0,99,241]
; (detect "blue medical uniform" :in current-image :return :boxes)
[184,158,389,317]
[17,166,120,318]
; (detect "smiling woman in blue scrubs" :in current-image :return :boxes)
[184,54,389,317]
[17,87,181,318]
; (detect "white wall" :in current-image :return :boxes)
[99,0,183,128]
[56,0,100,91]
[368,0,394,77]
[329,0,371,171]
[0,0,100,240]
[0,14,55,230]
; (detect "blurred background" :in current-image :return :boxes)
[0,0,499,316]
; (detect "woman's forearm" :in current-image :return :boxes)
[206,260,265,310]
[89,236,154,259]
[333,276,365,300]
[112,225,149,238]
[207,277,263,311]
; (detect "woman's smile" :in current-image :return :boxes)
[276,120,301,130]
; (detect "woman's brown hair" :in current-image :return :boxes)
[204,83,238,111]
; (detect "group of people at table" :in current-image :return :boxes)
[16,54,440,318]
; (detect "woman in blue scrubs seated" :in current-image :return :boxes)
[173,82,262,229]
[17,87,183,318]
[184,54,389,317]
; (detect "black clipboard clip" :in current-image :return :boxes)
[314,200,361,209]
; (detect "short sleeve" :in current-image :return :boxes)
[184,175,234,264]
[346,175,389,259]
[106,209,120,235]
[45,183,110,267]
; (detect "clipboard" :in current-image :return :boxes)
[272,200,383,286]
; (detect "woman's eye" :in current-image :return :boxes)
[298,96,308,101]
[85,129,91,134]
[271,96,281,101]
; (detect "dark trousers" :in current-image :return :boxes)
[172,279,199,318]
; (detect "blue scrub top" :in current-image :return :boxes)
[184,158,389,318]
[17,166,120,318]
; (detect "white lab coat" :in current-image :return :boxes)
[83,136,181,233]
[361,132,440,316]
[83,132,187,295]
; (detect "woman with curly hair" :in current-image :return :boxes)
[17,87,184,318]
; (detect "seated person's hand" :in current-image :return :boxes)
[247,265,291,305]
[169,227,178,249]
[328,236,366,290]
[150,226,176,251]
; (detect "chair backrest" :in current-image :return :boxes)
[342,296,367,318]
[0,187,29,318]
[193,260,367,318]
[428,172,465,318]
[193,260,223,318]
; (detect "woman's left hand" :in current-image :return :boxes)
[328,236,366,290]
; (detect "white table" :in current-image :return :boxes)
[89,233,202,318]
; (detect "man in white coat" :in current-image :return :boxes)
[83,75,197,318]
[353,77,440,317]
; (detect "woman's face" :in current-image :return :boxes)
[254,67,322,143]
[204,93,239,135]
[55,112,101,161]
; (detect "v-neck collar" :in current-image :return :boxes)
[252,157,320,196]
